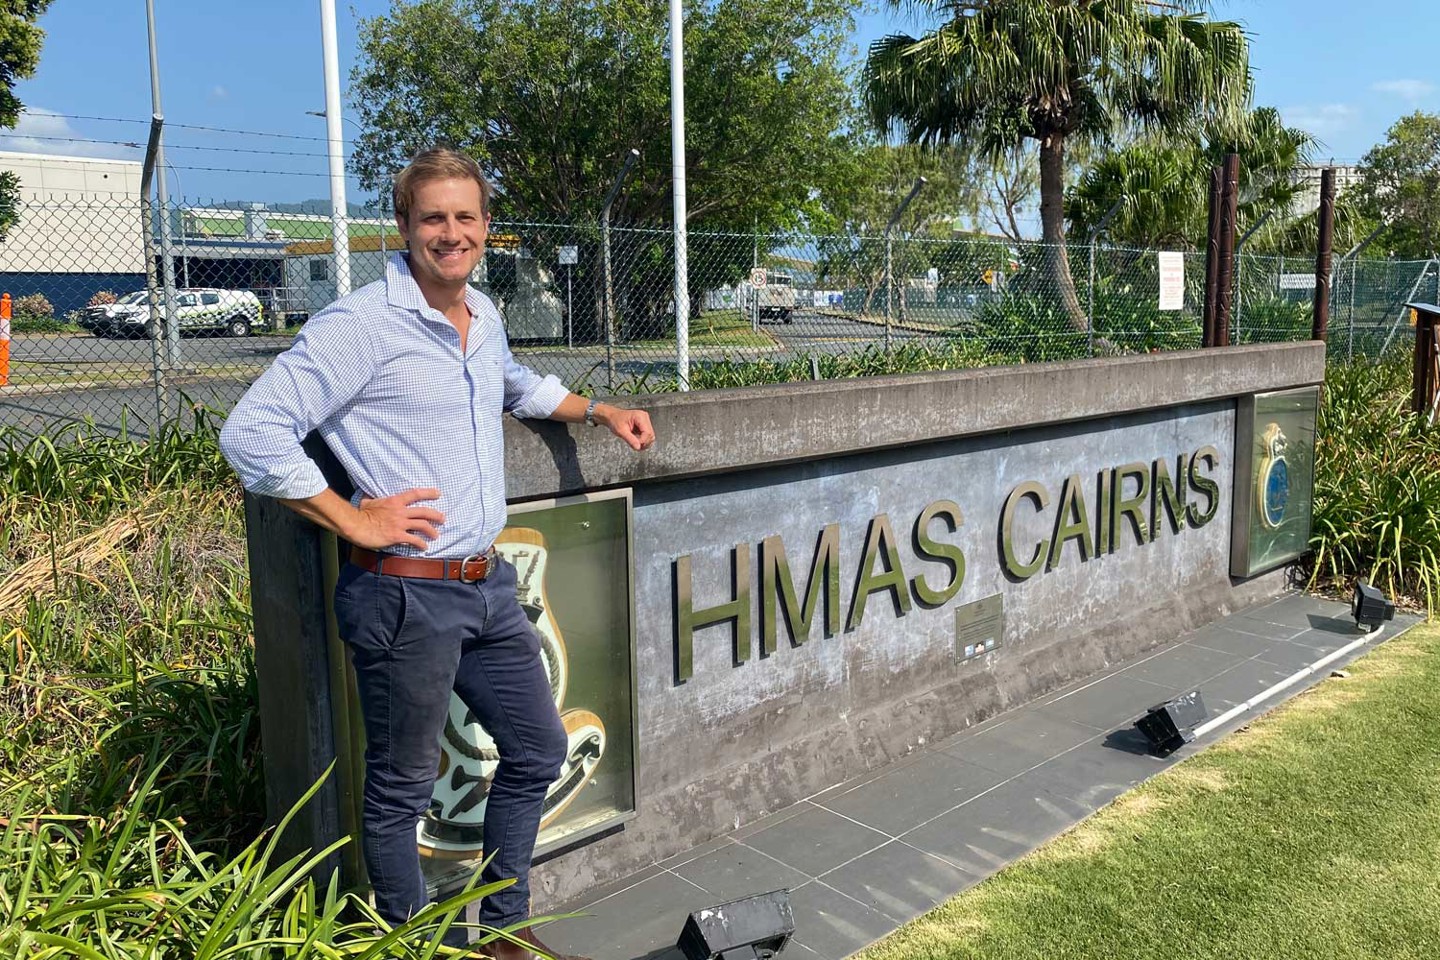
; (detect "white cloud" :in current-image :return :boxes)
[1371,79,1435,103]
[0,107,141,160]
[1280,103,1359,138]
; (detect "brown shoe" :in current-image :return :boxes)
[476,925,592,960]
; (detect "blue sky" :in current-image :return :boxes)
[5,0,1437,207]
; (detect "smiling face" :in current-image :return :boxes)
[396,176,490,298]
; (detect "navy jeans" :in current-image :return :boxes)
[333,557,567,937]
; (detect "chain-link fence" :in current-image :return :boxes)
[0,193,1430,435]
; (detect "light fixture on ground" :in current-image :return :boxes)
[1135,688,1208,755]
[676,889,795,960]
[1351,580,1395,632]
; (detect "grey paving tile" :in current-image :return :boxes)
[1120,642,1243,691]
[731,801,820,843]
[1235,595,1343,631]
[545,862,668,919]
[657,835,735,872]
[670,843,809,903]
[741,805,890,877]
[1210,616,1302,642]
[1255,638,1334,672]
[1024,736,1176,809]
[818,839,976,924]
[537,871,713,960]
[902,778,1091,878]
[940,710,1098,777]
[1186,623,1278,658]
[1200,661,1296,707]
[1036,672,1174,728]
[785,880,898,960]
[818,753,1007,836]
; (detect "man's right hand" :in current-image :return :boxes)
[347,487,446,551]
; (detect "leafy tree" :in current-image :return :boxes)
[1355,111,1440,259]
[351,0,859,333]
[0,2,56,242]
[1067,107,1315,250]
[862,0,1251,331]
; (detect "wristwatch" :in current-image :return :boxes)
[584,398,599,427]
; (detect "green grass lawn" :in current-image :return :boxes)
[859,621,1440,960]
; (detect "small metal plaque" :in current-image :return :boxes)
[954,593,1004,661]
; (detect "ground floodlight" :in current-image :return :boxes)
[1352,580,1395,632]
[676,889,795,960]
[1135,689,1208,755]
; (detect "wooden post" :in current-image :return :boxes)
[1214,154,1240,347]
[1412,303,1440,423]
[1202,166,1223,347]
[1312,168,1336,342]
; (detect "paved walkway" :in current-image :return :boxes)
[540,593,1419,960]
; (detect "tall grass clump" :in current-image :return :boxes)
[1309,355,1440,613]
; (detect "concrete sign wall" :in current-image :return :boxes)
[244,342,1325,912]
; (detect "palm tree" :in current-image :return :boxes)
[863,0,1251,331]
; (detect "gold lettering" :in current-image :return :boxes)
[1048,474,1094,570]
[1001,481,1050,580]
[1110,461,1151,548]
[911,500,965,607]
[1187,445,1221,527]
[847,513,911,630]
[1096,468,1112,554]
[673,545,752,682]
[760,524,841,655]
[1152,454,1188,537]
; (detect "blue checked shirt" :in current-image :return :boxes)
[220,254,569,558]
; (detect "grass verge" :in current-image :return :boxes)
[858,621,1440,960]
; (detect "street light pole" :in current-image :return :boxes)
[145,0,181,373]
[668,0,690,390]
[319,0,351,300]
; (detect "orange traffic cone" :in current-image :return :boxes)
[0,293,10,387]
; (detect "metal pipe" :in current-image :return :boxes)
[1202,166,1222,347]
[883,177,926,350]
[1084,199,1123,355]
[600,148,638,392]
[669,0,690,390]
[1232,210,1274,344]
[320,0,351,300]
[145,0,181,373]
[139,115,167,428]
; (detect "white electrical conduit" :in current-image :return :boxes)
[1191,619,1387,739]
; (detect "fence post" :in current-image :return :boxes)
[1214,154,1239,347]
[1202,165,1222,347]
[139,115,168,427]
[1312,168,1336,342]
[0,292,9,387]
[1410,302,1440,427]
[882,177,926,353]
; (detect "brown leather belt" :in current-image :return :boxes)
[350,546,497,582]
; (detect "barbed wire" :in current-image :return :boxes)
[0,132,337,160]
[26,112,336,143]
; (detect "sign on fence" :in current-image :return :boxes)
[749,267,768,288]
[1158,252,1185,311]
[558,245,578,266]
[1279,273,1316,290]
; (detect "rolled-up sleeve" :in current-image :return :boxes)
[500,334,569,419]
[219,305,377,498]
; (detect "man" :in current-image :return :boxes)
[221,147,653,959]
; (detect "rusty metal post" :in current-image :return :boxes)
[1410,303,1440,425]
[1202,166,1223,347]
[1214,153,1240,347]
[1312,168,1337,342]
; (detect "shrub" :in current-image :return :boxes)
[1309,356,1440,613]
[86,289,117,308]
[15,291,53,319]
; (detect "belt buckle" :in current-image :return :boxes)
[458,549,492,584]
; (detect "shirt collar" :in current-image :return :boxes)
[384,252,488,322]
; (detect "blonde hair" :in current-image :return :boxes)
[392,147,493,221]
